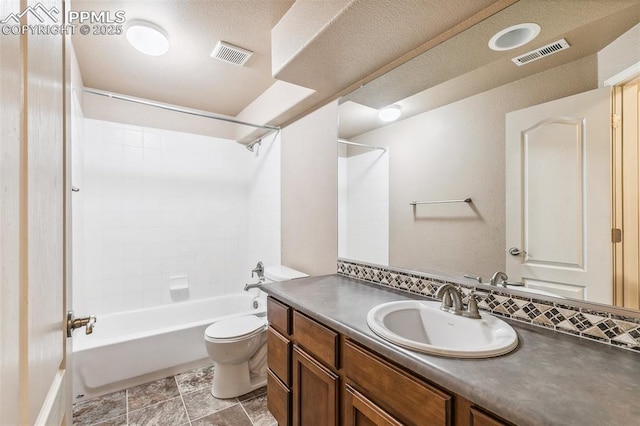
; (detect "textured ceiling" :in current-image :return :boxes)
[72,0,514,136]
[340,0,640,139]
[72,0,637,141]
[72,0,294,117]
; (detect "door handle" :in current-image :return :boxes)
[66,311,97,337]
[507,247,526,256]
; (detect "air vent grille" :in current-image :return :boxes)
[211,41,253,66]
[511,39,570,66]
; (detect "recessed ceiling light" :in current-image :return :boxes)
[488,23,540,51]
[126,21,169,56]
[378,105,401,122]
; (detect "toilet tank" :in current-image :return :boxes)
[264,265,308,282]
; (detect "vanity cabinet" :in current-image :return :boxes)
[292,345,339,425]
[344,340,451,425]
[469,408,508,426]
[266,298,292,425]
[266,296,511,426]
[344,384,402,426]
[267,297,341,426]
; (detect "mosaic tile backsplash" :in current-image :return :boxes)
[337,259,640,352]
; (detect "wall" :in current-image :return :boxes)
[352,55,598,278]
[338,146,389,265]
[76,119,255,315]
[337,144,348,257]
[281,101,338,275]
[598,23,640,85]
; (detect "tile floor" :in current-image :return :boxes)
[72,364,276,426]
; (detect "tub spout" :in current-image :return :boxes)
[244,281,262,291]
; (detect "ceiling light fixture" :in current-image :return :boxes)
[126,21,169,56]
[378,105,401,122]
[488,23,540,51]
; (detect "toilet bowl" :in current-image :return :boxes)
[204,265,308,398]
[204,315,268,398]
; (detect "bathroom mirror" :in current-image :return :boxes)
[337,0,640,310]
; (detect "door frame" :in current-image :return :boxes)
[609,62,640,309]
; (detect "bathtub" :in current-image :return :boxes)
[72,293,266,402]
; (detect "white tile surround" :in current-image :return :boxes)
[73,116,281,316]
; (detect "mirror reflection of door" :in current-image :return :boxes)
[612,78,640,309]
[506,79,640,309]
[505,87,611,303]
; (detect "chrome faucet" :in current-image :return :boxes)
[489,271,508,287]
[435,284,481,319]
[435,284,464,315]
[245,261,265,292]
[244,281,262,291]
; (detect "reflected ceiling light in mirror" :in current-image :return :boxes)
[378,105,401,122]
[488,23,540,51]
[126,21,169,56]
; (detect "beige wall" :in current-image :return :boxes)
[352,55,598,279]
[281,101,338,275]
[598,23,640,86]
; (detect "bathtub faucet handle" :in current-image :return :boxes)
[67,311,97,337]
[251,261,264,280]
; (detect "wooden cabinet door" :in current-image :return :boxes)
[267,370,291,426]
[292,346,339,426]
[344,385,403,426]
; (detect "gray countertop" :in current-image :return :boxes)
[262,274,640,426]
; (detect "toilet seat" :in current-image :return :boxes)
[205,315,266,343]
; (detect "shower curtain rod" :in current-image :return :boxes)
[338,138,387,151]
[79,87,280,132]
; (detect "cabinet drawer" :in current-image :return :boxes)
[267,369,290,426]
[267,297,291,335]
[267,326,291,386]
[344,340,452,426]
[293,311,339,369]
[470,407,509,426]
[344,384,403,426]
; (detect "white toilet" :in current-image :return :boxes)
[204,265,308,398]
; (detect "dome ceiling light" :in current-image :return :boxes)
[378,105,401,122]
[126,21,169,56]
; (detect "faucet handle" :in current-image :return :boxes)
[251,261,265,279]
[463,292,481,319]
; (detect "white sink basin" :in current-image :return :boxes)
[367,300,518,358]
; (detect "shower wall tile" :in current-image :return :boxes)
[75,118,274,316]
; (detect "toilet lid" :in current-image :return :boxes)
[205,315,266,340]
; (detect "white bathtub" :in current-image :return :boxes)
[72,293,266,402]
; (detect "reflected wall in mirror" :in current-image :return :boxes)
[337,0,640,309]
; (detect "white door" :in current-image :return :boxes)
[505,87,612,303]
[0,0,72,424]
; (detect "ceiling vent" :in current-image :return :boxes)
[210,41,253,66]
[511,39,570,66]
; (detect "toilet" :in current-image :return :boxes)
[204,265,308,398]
